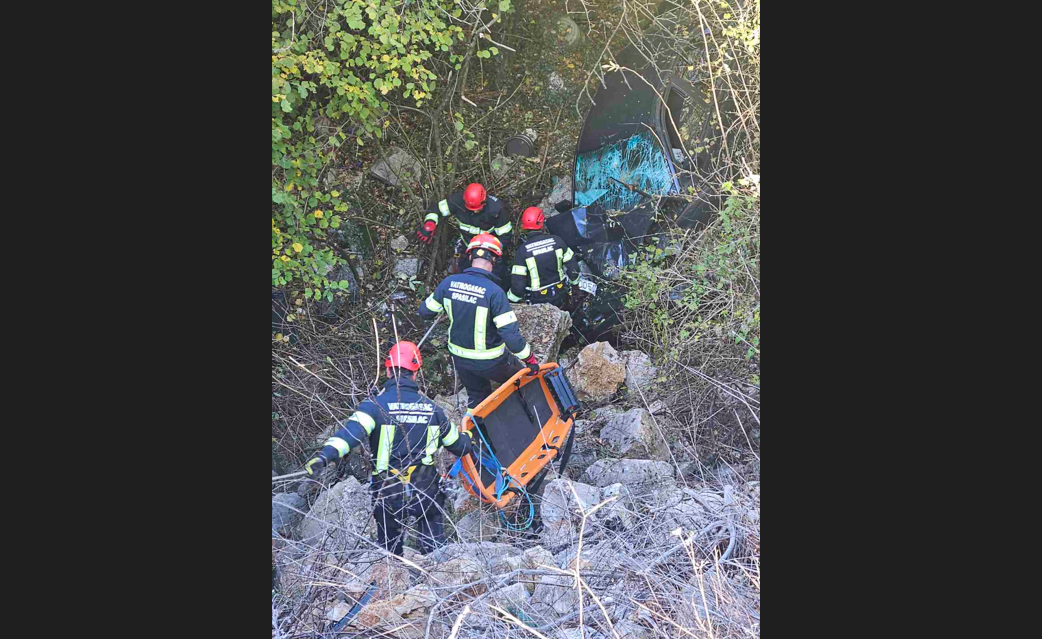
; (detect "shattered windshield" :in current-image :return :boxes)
[573,130,679,212]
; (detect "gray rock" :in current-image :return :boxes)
[538,176,574,219]
[370,149,423,187]
[564,437,598,480]
[491,582,531,611]
[600,408,667,459]
[429,542,521,567]
[454,509,501,542]
[583,459,674,488]
[393,257,421,280]
[556,629,605,639]
[433,389,469,431]
[272,493,307,537]
[566,342,626,403]
[540,479,601,548]
[512,303,572,364]
[549,72,566,93]
[614,620,653,638]
[491,155,517,180]
[653,487,711,537]
[595,483,636,530]
[621,351,658,396]
[299,476,374,547]
[390,235,409,252]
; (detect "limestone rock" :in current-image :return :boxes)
[272,492,307,537]
[566,342,626,403]
[621,350,658,396]
[582,459,674,488]
[512,303,572,364]
[370,149,423,187]
[600,408,667,459]
[300,476,374,547]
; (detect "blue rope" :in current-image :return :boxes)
[452,414,535,531]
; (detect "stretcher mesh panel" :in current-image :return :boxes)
[474,381,552,488]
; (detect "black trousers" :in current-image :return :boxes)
[370,465,446,556]
[453,352,525,410]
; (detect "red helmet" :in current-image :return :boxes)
[521,207,545,230]
[386,341,422,374]
[463,183,487,211]
[466,232,503,257]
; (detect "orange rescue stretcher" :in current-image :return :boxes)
[454,363,583,509]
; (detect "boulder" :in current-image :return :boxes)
[272,493,307,537]
[538,176,574,219]
[582,459,674,488]
[348,584,438,638]
[512,303,572,364]
[530,572,577,617]
[540,479,601,548]
[566,342,626,403]
[433,389,469,429]
[429,542,522,569]
[621,350,658,396]
[652,487,711,538]
[431,556,486,595]
[454,508,502,542]
[549,71,566,93]
[299,476,374,548]
[491,582,531,611]
[595,483,636,531]
[370,149,423,187]
[390,235,409,252]
[393,257,421,280]
[600,408,668,459]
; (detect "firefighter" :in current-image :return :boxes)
[508,207,581,309]
[416,183,514,278]
[303,341,474,557]
[418,233,540,412]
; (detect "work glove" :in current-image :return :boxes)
[304,454,328,478]
[417,220,437,244]
[524,354,540,376]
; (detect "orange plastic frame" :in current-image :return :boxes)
[458,363,574,509]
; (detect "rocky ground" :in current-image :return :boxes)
[273,335,760,639]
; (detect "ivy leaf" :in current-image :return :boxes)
[499,0,511,11]
[455,121,464,131]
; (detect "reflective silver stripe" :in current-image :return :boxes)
[445,299,453,325]
[424,212,440,224]
[513,343,531,359]
[448,342,505,360]
[563,248,575,262]
[324,436,351,458]
[459,223,483,234]
[439,199,451,217]
[425,295,444,313]
[507,290,523,302]
[512,265,528,276]
[494,311,518,328]
[376,425,395,472]
[526,257,541,290]
[556,248,565,282]
[349,411,376,435]
[442,422,460,446]
[423,425,439,464]
[495,222,513,235]
[474,306,488,351]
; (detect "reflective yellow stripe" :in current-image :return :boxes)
[513,344,532,359]
[442,421,460,446]
[570,275,581,285]
[495,222,513,235]
[445,299,453,325]
[425,295,444,313]
[424,425,440,464]
[424,212,440,225]
[459,223,483,234]
[448,342,505,360]
[439,199,451,217]
[349,411,376,435]
[563,248,575,262]
[324,436,351,458]
[376,425,396,473]
[474,307,488,351]
[507,290,523,302]
[526,257,541,290]
[512,265,529,276]
[556,248,565,282]
[494,311,518,328]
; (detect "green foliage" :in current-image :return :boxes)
[272,0,469,295]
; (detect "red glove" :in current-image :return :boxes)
[417,221,437,244]
[524,354,539,375]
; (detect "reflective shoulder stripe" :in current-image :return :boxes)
[349,411,376,435]
[438,199,451,216]
[448,342,505,360]
[424,212,440,224]
[494,311,518,328]
[442,421,460,446]
[563,248,575,262]
[512,344,532,359]
[474,306,488,351]
[375,425,396,473]
[512,265,529,276]
[425,295,444,313]
[507,290,523,302]
[324,436,351,458]
[495,222,513,235]
[423,425,440,465]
